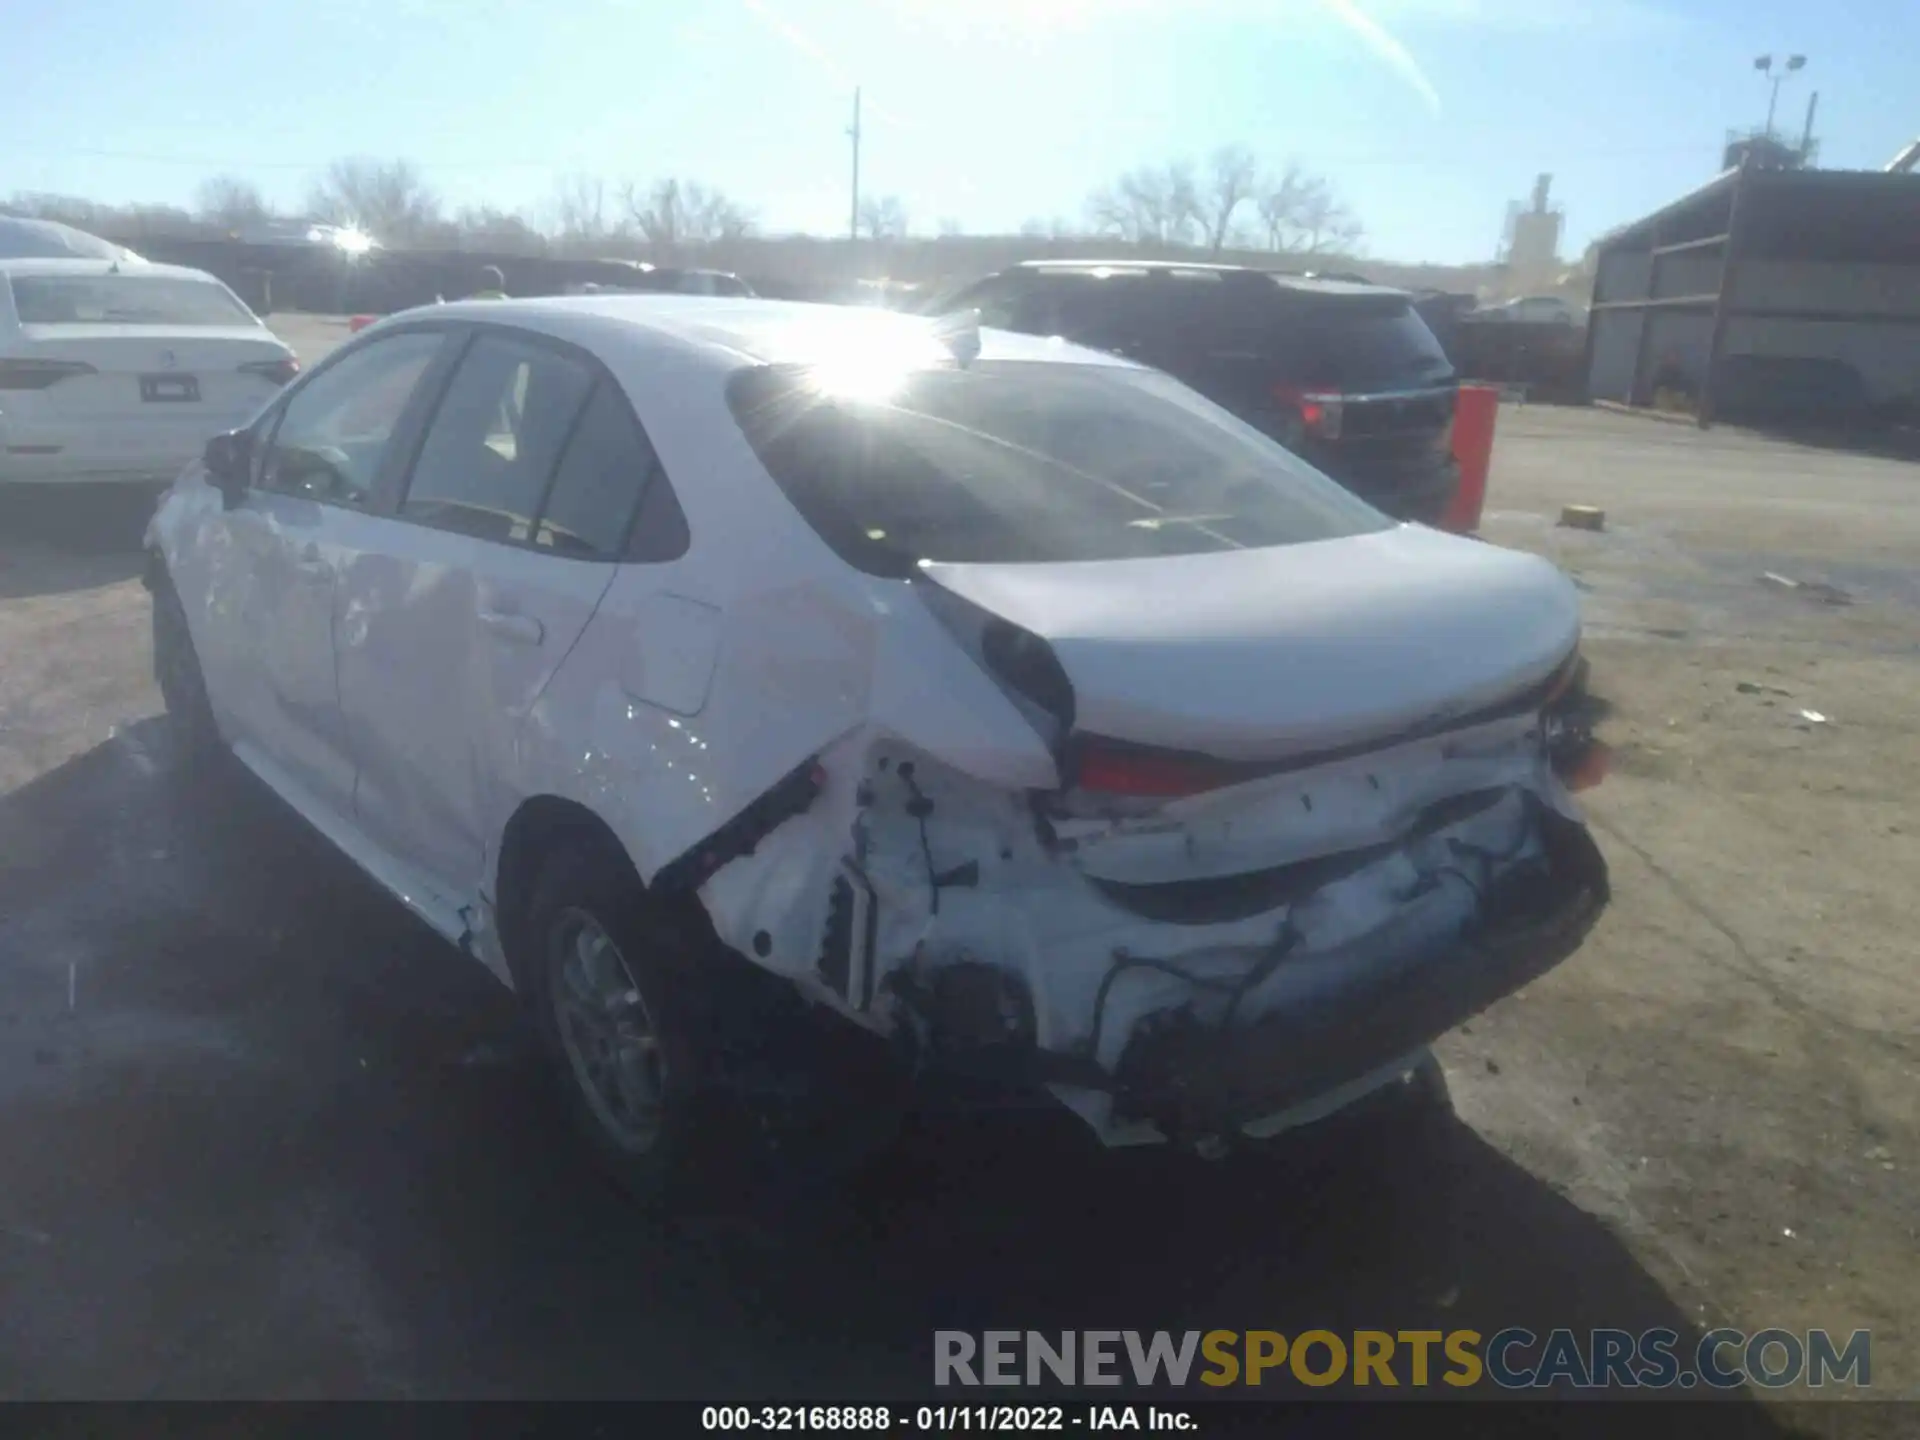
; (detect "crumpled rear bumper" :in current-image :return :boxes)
[1108,807,1608,1138]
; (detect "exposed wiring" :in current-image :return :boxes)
[1092,794,1547,1069]
[897,765,942,916]
[1085,952,1241,1068]
[1219,915,1301,1034]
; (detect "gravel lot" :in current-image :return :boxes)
[0,317,1914,1422]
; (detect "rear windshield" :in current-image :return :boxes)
[9,275,255,327]
[1273,298,1455,390]
[728,360,1390,577]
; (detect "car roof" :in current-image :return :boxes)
[0,216,142,262]
[1007,259,1406,300]
[409,294,1143,376]
[0,256,217,282]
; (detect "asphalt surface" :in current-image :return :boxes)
[0,318,1907,1422]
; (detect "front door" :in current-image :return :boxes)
[189,329,449,811]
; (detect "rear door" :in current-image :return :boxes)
[192,328,453,811]
[334,327,662,896]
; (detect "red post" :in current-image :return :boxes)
[1443,383,1499,533]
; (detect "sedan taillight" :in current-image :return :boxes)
[0,358,98,390]
[239,357,300,386]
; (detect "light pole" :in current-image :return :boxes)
[848,87,862,248]
[1753,54,1807,140]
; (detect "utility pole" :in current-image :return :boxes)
[847,87,862,249]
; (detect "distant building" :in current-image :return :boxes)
[1500,175,1564,297]
[1585,162,1920,427]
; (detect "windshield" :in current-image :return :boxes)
[9,274,256,326]
[729,360,1390,577]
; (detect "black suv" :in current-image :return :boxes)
[931,261,1461,523]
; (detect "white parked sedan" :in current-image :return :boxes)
[144,295,1609,1196]
[1,258,297,487]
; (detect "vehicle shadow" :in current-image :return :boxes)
[1734,420,1920,465]
[0,485,154,600]
[0,723,1798,1430]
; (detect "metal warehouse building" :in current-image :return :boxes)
[1585,155,1920,428]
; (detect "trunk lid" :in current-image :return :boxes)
[921,524,1580,764]
[14,324,290,422]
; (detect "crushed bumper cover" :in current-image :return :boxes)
[1108,808,1608,1137]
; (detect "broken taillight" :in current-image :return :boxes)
[1543,651,1607,791]
[1071,738,1235,799]
[1561,741,1611,792]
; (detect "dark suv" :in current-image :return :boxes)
[931,261,1461,523]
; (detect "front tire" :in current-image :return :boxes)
[150,570,222,764]
[525,839,712,1204]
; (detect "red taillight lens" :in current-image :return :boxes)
[240,357,300,386]
[1272,383,1344,439]
[0,358,97,390]
[1073,740,1234,798]
[1557,740,1610,792]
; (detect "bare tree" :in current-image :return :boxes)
[622,179,755,259]
[1200,145,1260,254]
[194,175,271,233]
[936,216,965,238]
[1085,163,1200,246]
[453,206,547,255]
[4,192,110,227]
[1292,181,1364,257]
[4,192,194,238]
[306,158,440,244]
[1258,164,1362,256]
[856,194,909,241]
[549,173,616,250]
[1256,164,1310,251]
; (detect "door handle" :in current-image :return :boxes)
[478,609,544,646]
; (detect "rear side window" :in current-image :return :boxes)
[728,360,1387,577]
[259,331,444,505]
[538,381,686,561]
[400,335,594,544]
[1269,299,1455,389]
[396,338,683,561]
[10,274,255,327]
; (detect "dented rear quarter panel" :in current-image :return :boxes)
[487,337,1062,984]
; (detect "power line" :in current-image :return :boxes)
[21,139,1730,177]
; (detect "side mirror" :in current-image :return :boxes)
[203,430,251,508]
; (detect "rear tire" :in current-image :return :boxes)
[150,570,223,764]
[524,838,715,1205]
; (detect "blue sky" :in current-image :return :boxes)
[4,0,1913,264]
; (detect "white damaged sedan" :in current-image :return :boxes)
[145,295,1609,1193]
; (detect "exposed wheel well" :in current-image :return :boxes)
[494,796,635,997]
